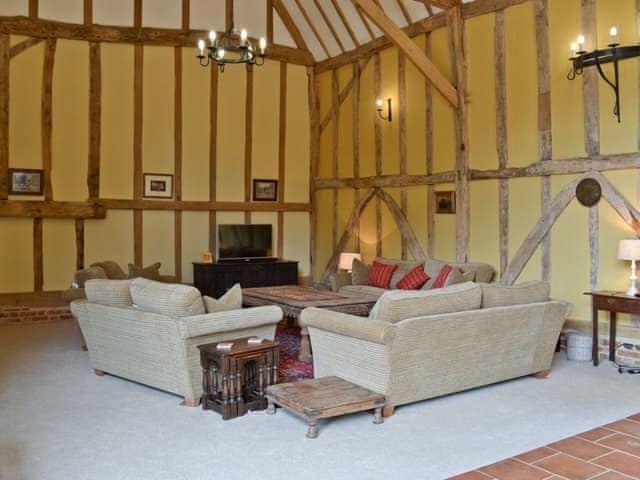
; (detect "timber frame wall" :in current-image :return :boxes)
[0,0,312,292]
[311,0,640,289]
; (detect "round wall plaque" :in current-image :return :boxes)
[576,178,602,207]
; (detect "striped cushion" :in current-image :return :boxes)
[367,261,397,289]
[397,265,429,290]
[203,283,242,313]
[85,279,132,306]
[130,277,205,317]
[375,257,423,289]
[481,281,550,308]
[431,264,455,289]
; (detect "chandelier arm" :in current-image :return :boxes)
[595,56,621,122]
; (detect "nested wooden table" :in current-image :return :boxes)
[198,338,279,420]
[265,376,385,438]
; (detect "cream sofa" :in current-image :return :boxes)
[71,278,282,405]
[300,281,571,413]
[331,257,496,300]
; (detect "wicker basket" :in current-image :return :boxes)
[566,331,593,361]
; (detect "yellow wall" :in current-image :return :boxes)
[1,35,311,292]
[315,1,640,323]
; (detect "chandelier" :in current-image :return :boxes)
[197,24,266,72]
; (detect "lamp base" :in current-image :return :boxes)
[626,287,638,297]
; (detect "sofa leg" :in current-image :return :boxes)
[181,397,200,407]
[534,369,550,379]
[94,369,105,376]
[82,344,88,352]
[382,406,395,418]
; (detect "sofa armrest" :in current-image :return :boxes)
[178,305,283,339]
[300,307,395,345]
[329,271,352,292]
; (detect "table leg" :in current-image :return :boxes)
[373,407,383,425]
[299,326,312,361]
[610,311,617,362]
[307,421,318,439]
[266,398,276,415]
[592,301,599,366]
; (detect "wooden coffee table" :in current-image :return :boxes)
[242,285,376,361]
[265,376,385,438]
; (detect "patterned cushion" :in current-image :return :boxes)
[85,279,132,306]
[424,259,495,288]
[90,261,127,280]
[367,261,398,289]
[481,281,550,308]
[128,262,162,281]
[74,266,108,287]
[375,257,423,289]
[431,265,455,289]
[396,265,429,290]
[351,258,371,285]
[369,282,481,323]
[203,283,242,313]
[130,277,205,317]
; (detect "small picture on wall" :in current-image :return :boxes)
[8,168,44,195]
[253,179,278,201]
[143,173,173,199]
[435,191,456,214]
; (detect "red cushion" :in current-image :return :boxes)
[367,261,398,289]
[397,265,430,290]
[431,264,455,289]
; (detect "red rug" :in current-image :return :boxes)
[275,325,314,383]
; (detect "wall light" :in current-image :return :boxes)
[376,98,392,122]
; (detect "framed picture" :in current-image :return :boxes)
[143,173,173,199]
[253,179,278,202]
[435,191,456,214]
[200,252,214,264]
[8,168,44,195]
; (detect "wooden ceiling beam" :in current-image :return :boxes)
[272,0,310,52]
[420,0,460,9]
[355,4,376,40]
[314,0,346,53]
[293,0,331,58]
[397,0,414,25]
[352,0,458,107]
[331,0,360,47]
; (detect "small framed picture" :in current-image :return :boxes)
[435,191,456,214]
[8,168,44,195]
[200,252,214,264]
[143,173,173,199]
[253,179,278,202]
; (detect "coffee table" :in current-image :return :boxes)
[265,376,385,438]
[242,285,376,361]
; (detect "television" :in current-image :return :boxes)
[217,224,273,261]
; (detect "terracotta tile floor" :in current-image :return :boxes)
[450,413,640,480]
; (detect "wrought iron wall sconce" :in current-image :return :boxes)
[568,27,640,122]
[376,98,392,122]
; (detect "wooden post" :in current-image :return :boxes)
[84,0,93,25]
[309,67,320,279]
[209,66,218,254]
[244,69,253,224]
[446,6,470,263]
[495,10,509,276]
[399,52,408,260]
[174,46,183,281]
[88,42,101,200]
[33,218,43,292]
[226,0,234,30]
[267,0,274,45]
[352,61,361,252]
[332,69,339,251]
[75,218,85,270]
[29,0,38,18]
[374,54,382,257]
[0,34,8,200]
[42,39,56,202]
[425,33,434,258]
[133,43,143,266]
[277,61,287,258]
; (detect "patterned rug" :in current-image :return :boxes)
[244,285,339,301]
[275,325,314,383]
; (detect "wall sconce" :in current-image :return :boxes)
[567,27,640,122]
[376,98,392,122]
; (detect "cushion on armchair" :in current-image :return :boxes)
[75,266,108,287]
[203,283,242,313]
[128,262,162,281]
[367,261,398,289]
[130,277,205,317]
[90,261,128,280]
[85,279,133,306]
[480,281,550,308]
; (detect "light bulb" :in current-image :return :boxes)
[218,48,225,59]
[259,37,266,55]
[577,34,585,50]
[610,26,618,44]
[240,29,248,45]
[570,42,578,57]
[198,39,205,56]
[209,30,216,45]
[376,99,384,108]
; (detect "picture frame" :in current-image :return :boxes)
[435,191,456,214]
[8,168,44,195]
[200,252,214,264]
[143,173,174,199]
[252,179,278,202]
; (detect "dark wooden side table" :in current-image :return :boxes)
[198,338,279,420]
[585,291,640,366]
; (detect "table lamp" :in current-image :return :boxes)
[338,252,361,272]
[617,239,640,296]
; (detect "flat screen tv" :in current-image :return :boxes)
[217,224,273,261]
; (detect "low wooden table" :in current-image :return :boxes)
[242,285,376,361]
[265,376,385,438]
[198,338,279,420]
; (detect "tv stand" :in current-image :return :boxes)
[193,260,298,298]
[218,257,279,264]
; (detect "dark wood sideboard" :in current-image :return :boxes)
[193,261,298,298]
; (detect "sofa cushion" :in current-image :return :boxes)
[431,264,455,289]
[396,265,429,290]
[375,257,423,289]
[369,282,481,323]
[481,281,550,308]
[367,261,398,289]
[351,258,371,285]
[128,262,162,281]
[90,261,127,280]
[85,279,133,306]
[423,259,495,288]
[130,277,205,317]
[74,266,108,287]
[338,285,387,299]
[203,283,242,313]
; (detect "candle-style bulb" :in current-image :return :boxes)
[577,34,585,50]
[570,42,578,57]
[240,29,248,45]
[198,39,205,56]
[376,99,383,108]
[259,37,266,55]
[610,26,618,44]
[209,30,216,44]
[218,48,225,59]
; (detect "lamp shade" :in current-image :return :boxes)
[617,239,640,260]
[338,252,361,271]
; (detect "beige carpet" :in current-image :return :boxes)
[2,320,640,480]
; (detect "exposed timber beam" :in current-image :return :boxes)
[102,199,311,212]
[0,201,106,218]
[352,0,458,108]
[9,37,43,58]
[272,0,310,52]
[0,15,314,66]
